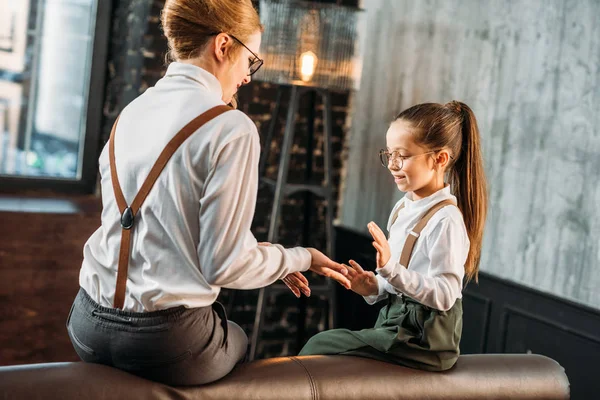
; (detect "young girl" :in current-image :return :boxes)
[299,101,488,371]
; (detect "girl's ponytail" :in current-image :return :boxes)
[449,101,487,283]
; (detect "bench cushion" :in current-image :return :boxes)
[0,354,569,399]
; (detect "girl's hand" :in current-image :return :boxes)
[306,248,351,290]
[282,272,311,298]
[368,221,391,269]
[344,260,379,297]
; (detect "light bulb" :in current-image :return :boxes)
[300,51,317,82]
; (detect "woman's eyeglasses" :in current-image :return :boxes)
[209,32,264,76]
[228,34,263,76]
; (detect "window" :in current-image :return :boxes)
[0,0,111,193]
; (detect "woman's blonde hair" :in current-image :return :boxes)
[161,0,263,62]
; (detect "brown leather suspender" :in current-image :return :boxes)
[386,198,458,305]
[108,105,232,309]
[393,199,457,269]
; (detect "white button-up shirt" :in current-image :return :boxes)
[364,185,469,311]
[79,62,311,312]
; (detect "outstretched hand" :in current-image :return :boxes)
[282,271,311,298]
[258,243,351,295]
[306,248,351,290]
[367,221,391,269]
[344,260,379,297]
[258,242,312,298]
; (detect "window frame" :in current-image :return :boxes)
[0,0,113,194]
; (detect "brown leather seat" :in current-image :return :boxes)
[0,354,569,399]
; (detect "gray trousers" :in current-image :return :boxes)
[66,288,248,386]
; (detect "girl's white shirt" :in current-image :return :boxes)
[364,185,470,311]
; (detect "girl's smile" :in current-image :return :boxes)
[385,119,448,199]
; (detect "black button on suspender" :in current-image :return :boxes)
[120,206,134,230]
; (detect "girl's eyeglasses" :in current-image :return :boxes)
[379,149,442,169]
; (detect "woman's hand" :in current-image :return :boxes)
[306,248,351,290]
[258,242,312,297]
[282,272,311,298]
[258,243,350,293]
[367,221,391,269]
[344,260,379,297]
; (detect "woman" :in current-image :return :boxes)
[66,0,349,386]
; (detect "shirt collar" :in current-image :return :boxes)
[403,184,454,210]
[164,62,224,99]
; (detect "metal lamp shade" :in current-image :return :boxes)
[255,0,366,91]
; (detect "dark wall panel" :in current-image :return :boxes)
[461,291,491,355]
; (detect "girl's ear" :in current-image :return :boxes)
[434,150,450,170]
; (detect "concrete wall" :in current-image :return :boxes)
[340,0,600,309]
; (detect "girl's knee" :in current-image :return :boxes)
[299,330,340,355]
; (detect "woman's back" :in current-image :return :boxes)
[79,62,258,312]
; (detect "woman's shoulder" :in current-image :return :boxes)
[202,106,261,161]
[219,108,258,136]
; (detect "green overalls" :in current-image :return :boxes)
[299,200,463,372]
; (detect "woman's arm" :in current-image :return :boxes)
[196,131,313,289]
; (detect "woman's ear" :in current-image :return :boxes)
[213,33,232,62]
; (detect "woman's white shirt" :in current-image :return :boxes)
[79,62,311,312]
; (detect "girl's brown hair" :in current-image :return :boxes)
[395,101,488,283]
[161,0,263,61]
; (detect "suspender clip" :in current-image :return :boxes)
[408,230,420,238]
[121,207,135,230]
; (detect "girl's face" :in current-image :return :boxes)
[385,119,448,200]
[221,31,261,104]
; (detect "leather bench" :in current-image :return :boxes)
[0,354,569,399]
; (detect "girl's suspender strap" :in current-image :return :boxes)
[395,199,457,269]
[108,105,232,309]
